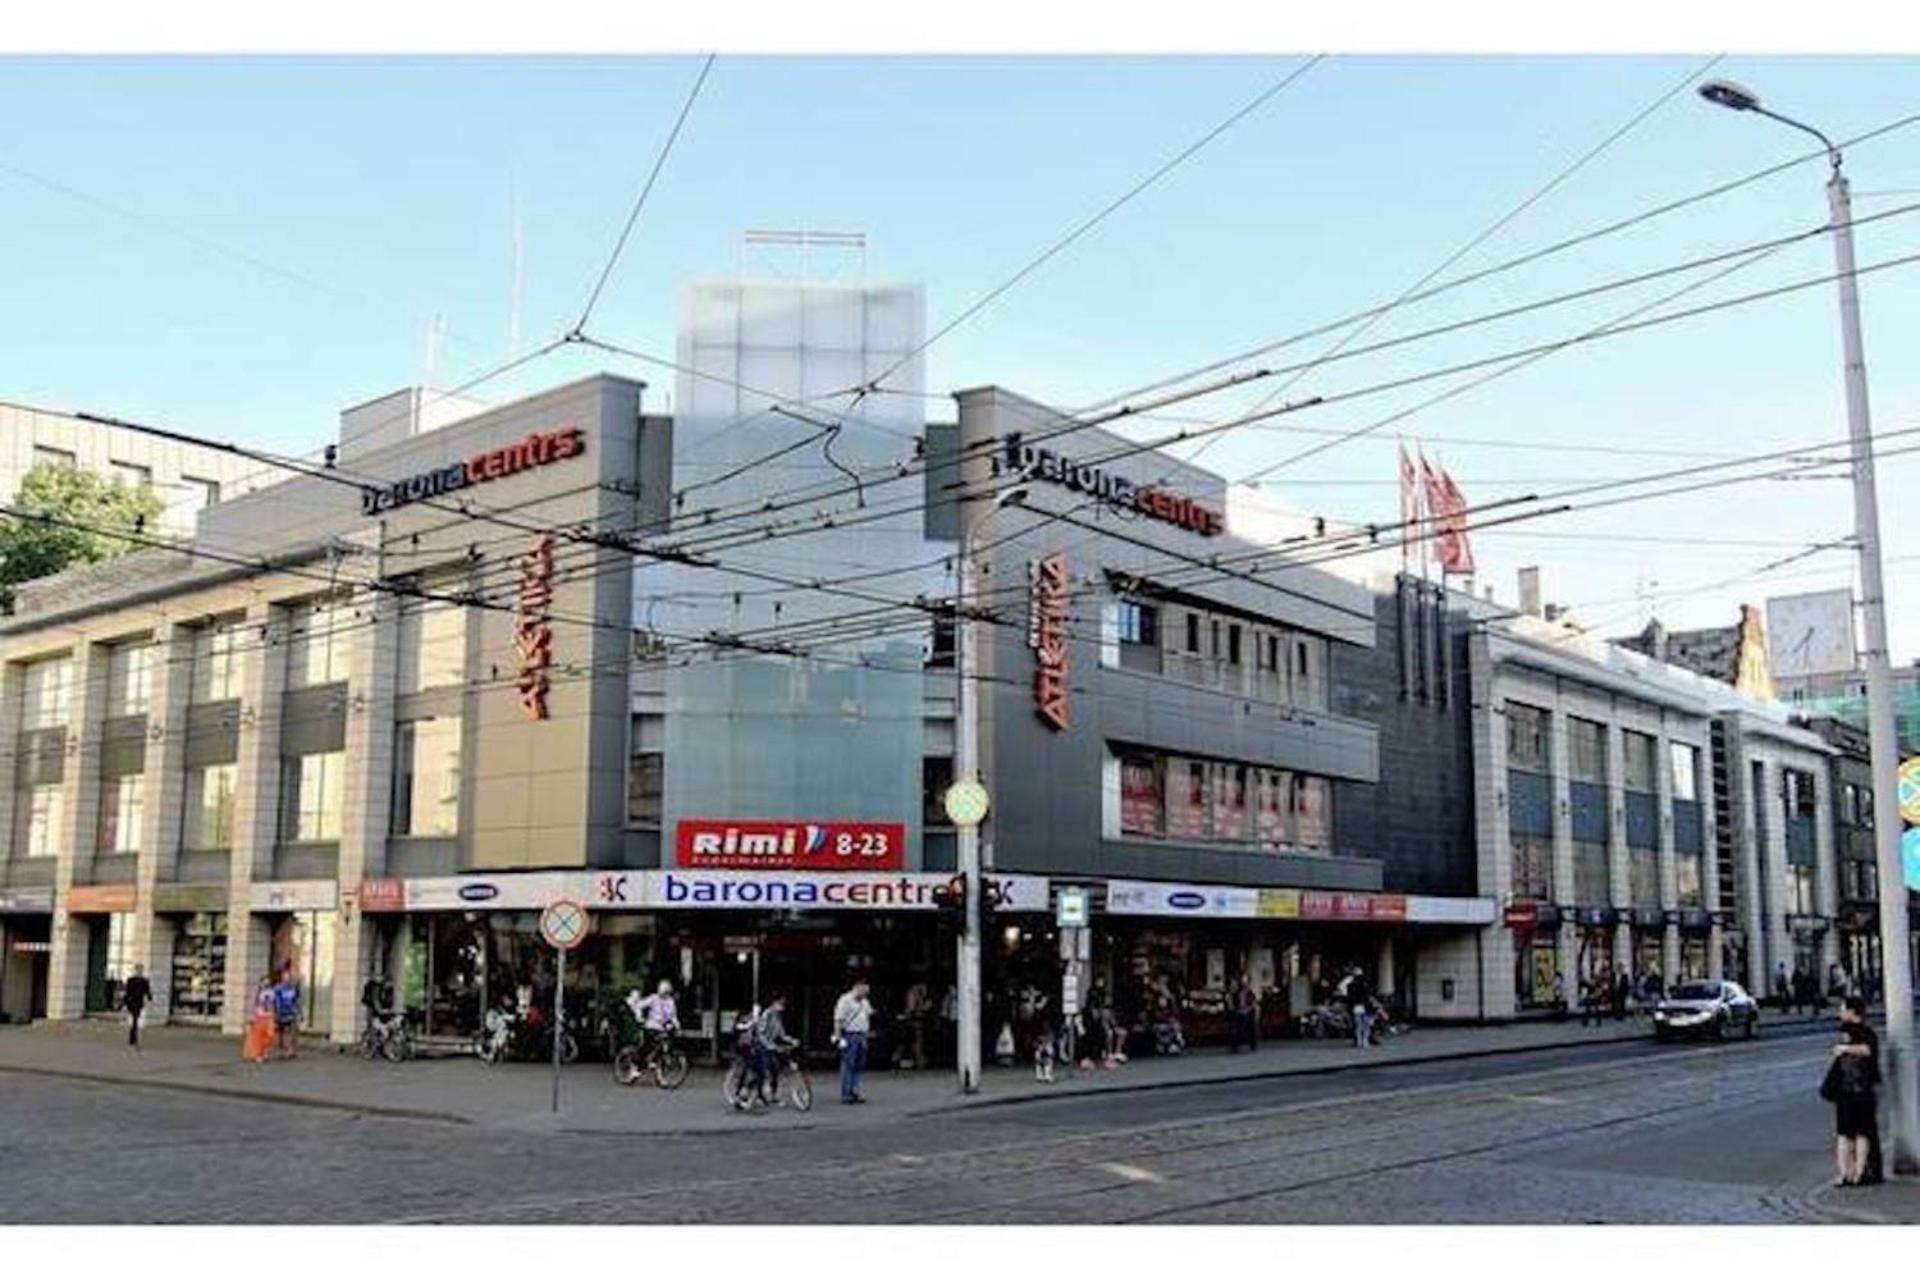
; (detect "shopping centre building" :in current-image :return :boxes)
[0,281,1523,1051]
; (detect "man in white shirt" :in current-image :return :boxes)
[832,977,874,1104]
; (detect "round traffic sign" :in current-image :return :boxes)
[943,778,990,828]
[1904,829,1920,893]
[1899,758,1920,826]
[539,899,589,951]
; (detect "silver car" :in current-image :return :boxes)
[1651,980,1760,1041]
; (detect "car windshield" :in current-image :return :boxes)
[1670,983,1721,1001]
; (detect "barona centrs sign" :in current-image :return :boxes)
[360,425,586,516]
[1002,434,1223,537]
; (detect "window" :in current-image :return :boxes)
[1788,864,1816,916]
[1677,853,1705,907]
[192,621,243,702]
[15,783,64,857]
[1506,703,1549,773]
[186,476,220,508]
[1568,718,1609,784]
[282,751,345,843]
[1290,773,1331,849]
[31,445,75,470]
[110,461,152,490]
[1512,832,1559,901]
[1120,755,1164,837]
[1184,612,1201,655]
[1669,742,1699,802]
[397,595,467,693]
[1226,624,1243,667]
[1623,731,1657,792]
[1254,769,1289,847]
[392,718,461,836]
[1858,786,1875,830]
[1210,763,1250,842]
[1165,758,1212,842]
[925,607,956,669]
[626,713,664,826]
[1117,600,1158,647]
[168,475,221,526]
[285,596,352,688]
[1630,847,1659,907]
[1847,859,1879,902]
[1291,634,1328,711]
[1573,839,1610,905]
[185,763,237,850]
[99,775,144,854]
[922,756,955,828]
[22,656,73,728]
[106,642,154,718]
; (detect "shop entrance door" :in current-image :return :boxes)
[1,917,51,1021]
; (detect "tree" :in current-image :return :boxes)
[0,462,165,613]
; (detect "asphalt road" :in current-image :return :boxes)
[0,1024,1848,1224]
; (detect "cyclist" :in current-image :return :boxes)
[754,993,799,1102]
[625,980,680,1064]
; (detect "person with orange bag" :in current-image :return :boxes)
[242,974,276,1063]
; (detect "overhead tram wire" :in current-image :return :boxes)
[1176,53,1727,476]
[1069,106,1920,419]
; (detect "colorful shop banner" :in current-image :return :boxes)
[359,872,582,913]
[1298,891,1376,921]
[1256,888,1300,918]
[674,819,906,871]
[1408,895,1496,925]
[1105,879,1260,919]
[588,869,1050,914]
[64,884,137,914]
[357,879,407,913]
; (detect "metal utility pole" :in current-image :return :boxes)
[953,487,1026,1094]
[1702,79,1919,1173]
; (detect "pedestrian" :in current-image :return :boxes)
[1551,970,1567,1021]
[272,965,300,1060]
[1822,996,1881,1187]
[1612,968,1630,1022]
[832,976,873,1105]
[121,963,152,1050]
[1774,962,1791,1012]
[1348,969,1374,1049]
[938,983,958,1065]
[900,980,929,1070]
[1229,974,1259,1053]
[241,975,276,1063]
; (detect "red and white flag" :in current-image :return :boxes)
[1397,440,1420,566]
[1433,465,1476,576]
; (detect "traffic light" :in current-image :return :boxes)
[932,874,967,926]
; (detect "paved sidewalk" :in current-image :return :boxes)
[0,1010,1829,1136]
[1806,1173,1920,1224]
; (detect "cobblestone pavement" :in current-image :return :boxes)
[0,1023,1859,1224]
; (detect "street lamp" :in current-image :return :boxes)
[954,484,1027,1094]
[1701,78,1919,1174]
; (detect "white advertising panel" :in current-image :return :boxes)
[1767,588,1857,679]
[400,872,585,912]
[1404,895,1497,924]
[1105,879,1260,919]
[248,880,339,912]
[585,869,1050,914]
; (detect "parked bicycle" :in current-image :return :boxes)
[613,1026,691,1089]
[359,1009,414,1062]
[474,1002,579,1065]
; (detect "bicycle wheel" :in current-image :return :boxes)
[359,1031,378,1061]
[559,1032,580,1065]
[380,1030,408,1063]
[613,1046,644,1087]
[787,1069,813,1112]
[654,1046,690,1090]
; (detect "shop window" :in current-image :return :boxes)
[15,782,64,857]
[106,642,154,717]
[1511,831,1553,901]
[397,592,467,693]
[1120,754,1164,837]
[1676,853,1704,908]
[1573,839,1610,905]
[99,774,144,854]
[285,594,353,689]
[393,717,461,836]
[185,763,236,850]
[1568,718,1608,785]
[191,620,243,702]
[922,756,955,828]
[21,655,72,729]
[84,913,136,1013]
[281,750,345,843]
[170,913,228,1020]
[1506,702,1550,773]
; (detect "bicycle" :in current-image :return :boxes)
[613,1027,691,1089]
[723,1046,813,1113]
[358,1011,414,1062]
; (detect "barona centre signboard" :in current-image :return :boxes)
[1002,434,1223,538]
[361,425,586,515]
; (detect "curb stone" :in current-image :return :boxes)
[0,1061,472,1126]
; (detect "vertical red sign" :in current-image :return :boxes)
[1029,551,1069,731]
[517,534,556,720]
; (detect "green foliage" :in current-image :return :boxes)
[0,462,165,613]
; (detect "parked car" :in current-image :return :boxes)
[1650,980,1760,1041]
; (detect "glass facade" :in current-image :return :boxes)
[99,774,144,854]
[191,621,243,702]
[397,595,467,693]
[185,763,236,850]
[1116,749,1331,852]
[285,596,352,689]
[106,642,153,717]
[392,717,461,837]
[282,751,345,843]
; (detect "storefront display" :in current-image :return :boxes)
[268,910,336,1035]
[169,913,227,1021]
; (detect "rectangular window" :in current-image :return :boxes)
[1669,741,1699,802]
[1623,730,1657,792]
[1117,600,1158,648]
[1120,755,1164,838]
[16,783,64,857]
[1164,758,1212,842]
[99,774,145,854]
[1676,853,1704,908]
[1210,762,1250,842]
[1568,718,1609,784]
[1290,773,1331,850]
[282,751,345,843]
[185,763,237,850]
[1511,832,1554,900]
[32,445,76,470]
[397,596,467,693]
[285,596,352,689]
[1291,634,1328,711]
[925,607,956,669]
[192,622,243,703]
[22,656,73,729]
[626,712,664,826]
[1184,612,1201,655]
[1788,864,1816,916]
[1254,769,1288,847]
[1573,839,1610,905]
[392,718,461,837]
[922,756,955,828]
[110,461,152,490]
[106,642,154,718]
[1630,847,1659,907]
[1859,786,1875,829]
[1226,624,1243,667]
[1506,703,1549,773]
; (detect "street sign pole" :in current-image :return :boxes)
[537,898,588,1117]
[552,943,565,1115]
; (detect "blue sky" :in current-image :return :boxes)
[3,54,1919,658]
